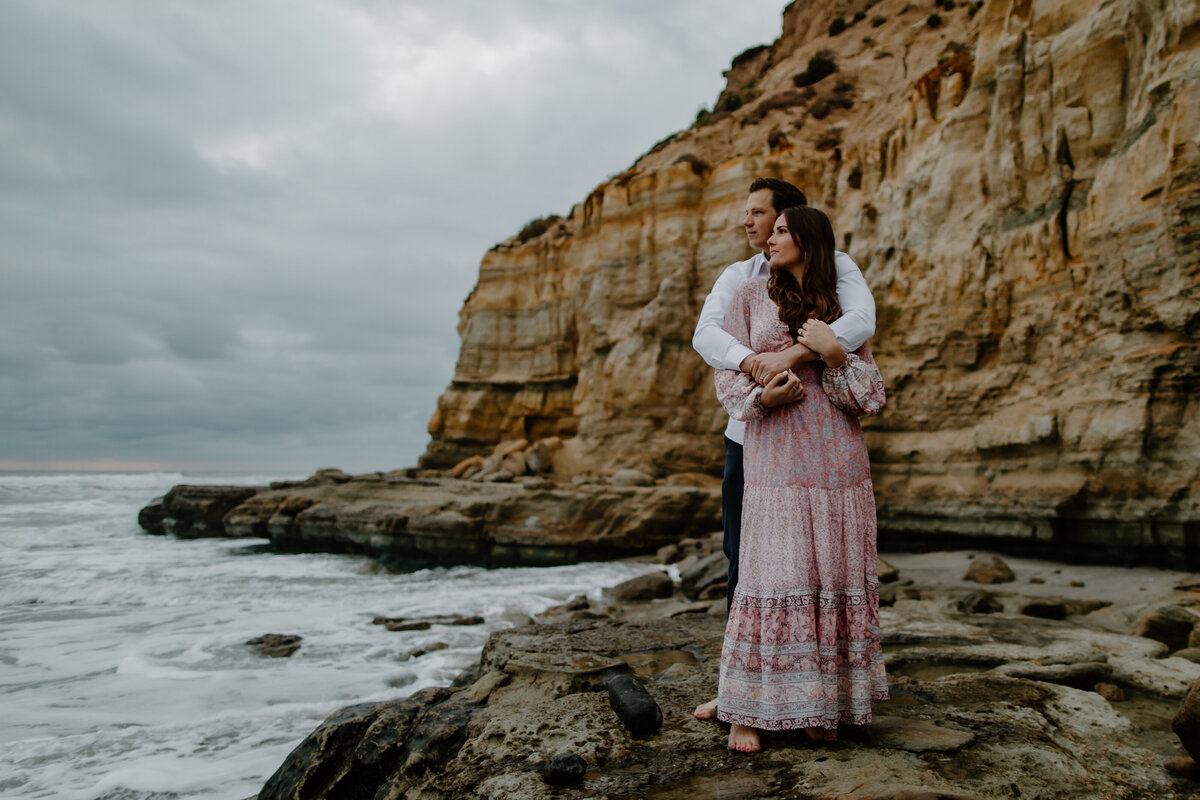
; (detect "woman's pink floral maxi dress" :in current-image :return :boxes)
[714,277,889,732]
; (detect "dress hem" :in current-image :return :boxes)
[715,694,890,731]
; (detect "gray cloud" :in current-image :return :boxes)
[0,0,784,472]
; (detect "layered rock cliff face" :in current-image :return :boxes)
[423,0,1200,560]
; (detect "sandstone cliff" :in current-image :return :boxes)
[423,0,1200,561]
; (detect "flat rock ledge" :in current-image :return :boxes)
[138,470,720,569]
[256,553,1200,800]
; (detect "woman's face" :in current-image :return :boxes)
[767,214,802,270]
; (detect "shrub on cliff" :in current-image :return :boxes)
[809,91,854,120]
[714,90,748,114]
[730,43,770,70]
[793,53,837,87]
[829,17,847,36]
[517,214,561,243]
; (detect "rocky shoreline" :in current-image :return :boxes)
[253,548,1200,800]
[138,457,1196,569]
[137,465,721,570]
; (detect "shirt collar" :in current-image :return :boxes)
[751,252,771,277]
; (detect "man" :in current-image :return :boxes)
[690,177,877,720]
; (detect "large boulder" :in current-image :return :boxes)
[604,571,675,602]
[679,551,729,600]
[962,555,1015,584]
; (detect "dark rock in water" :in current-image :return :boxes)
[137,502,167,535]
[1173,677,1200,761]
[963,555,1014,584]
[679,551,729,600]
[957,591,1003,614]
[246,634,302,658]
[374,614,485,630]
[406,642,449,660]
[699,582,728,601]
[607,673,662,735]
[140,485,262,537]
[541,752,587,785]
[1134,603,1200,652]
[604,571,674,602]
[879,583,897,606]
[385,620,432,632]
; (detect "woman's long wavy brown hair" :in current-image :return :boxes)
[767,205,842,337]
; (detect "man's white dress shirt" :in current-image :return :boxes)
[692,251,876,445]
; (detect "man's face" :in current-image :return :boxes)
[743,189,777,251]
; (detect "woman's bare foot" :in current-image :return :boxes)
[728,724,761,752]
[804,727,837,742]
[693,697,718,719]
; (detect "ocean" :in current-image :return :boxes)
[0,471,661,800]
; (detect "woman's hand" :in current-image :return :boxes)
[796,320,846,368]
[760,369,806,408]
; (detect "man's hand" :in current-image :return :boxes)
[740,343,819,385]
[760,370,806,408]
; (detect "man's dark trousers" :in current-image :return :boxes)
[721,436,744,612]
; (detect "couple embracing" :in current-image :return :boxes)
[690,178,889,752]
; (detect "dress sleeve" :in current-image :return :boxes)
[822,342,885,417]
[713,281,766,421]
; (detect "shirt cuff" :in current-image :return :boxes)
[728,344,755,371]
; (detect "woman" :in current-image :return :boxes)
[713,205,888,753]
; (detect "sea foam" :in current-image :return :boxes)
[0,471,660,799]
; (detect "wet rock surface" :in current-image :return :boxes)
[259,551,1200,799]
[541,752,587,785]
[245,633,302,658]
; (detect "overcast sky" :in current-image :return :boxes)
[0,0,786,474]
